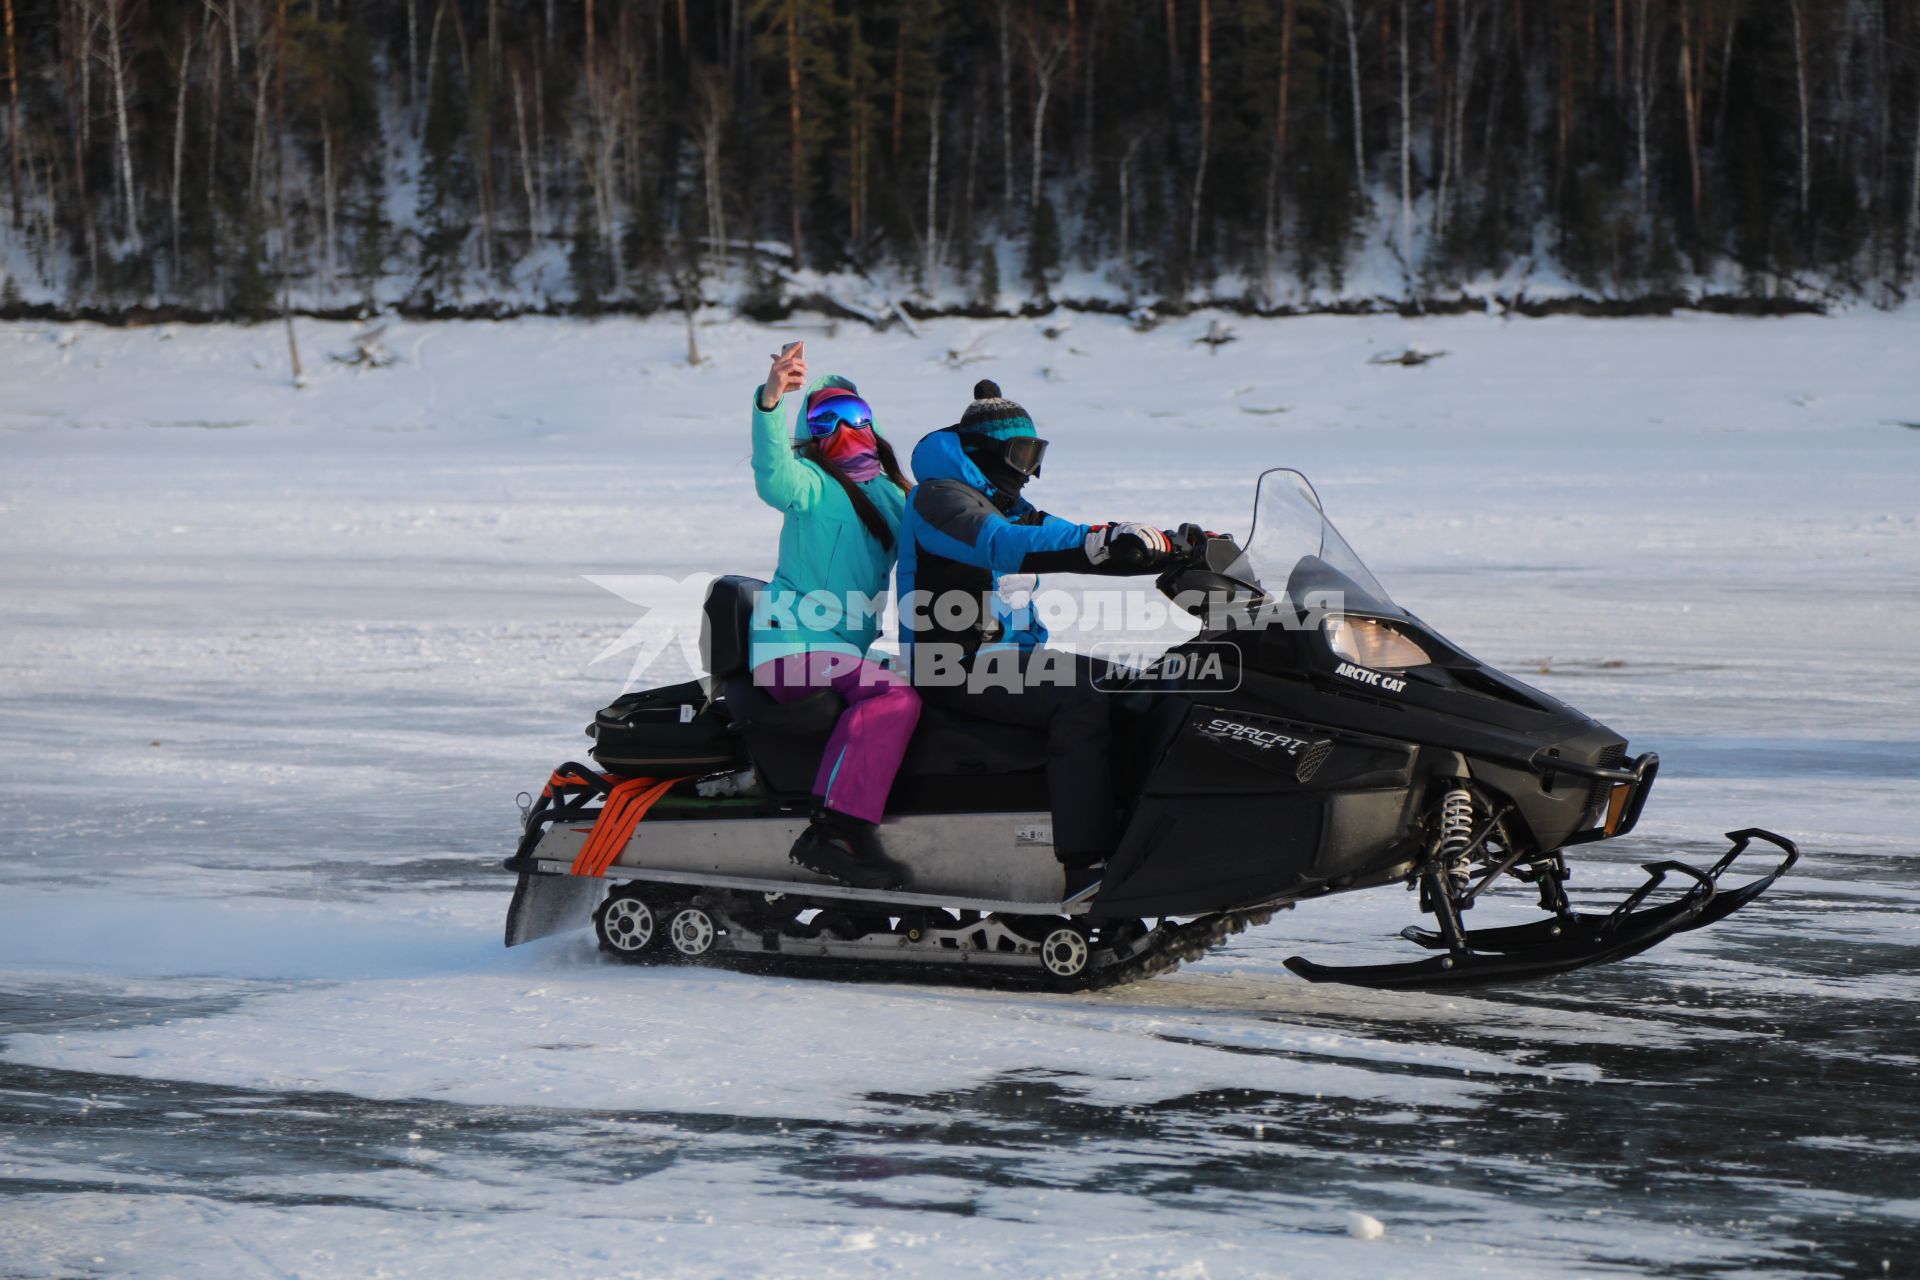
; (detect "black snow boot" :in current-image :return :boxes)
[789,808,908,891]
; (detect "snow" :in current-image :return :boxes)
[2,309,1918,1278]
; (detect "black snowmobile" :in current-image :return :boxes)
[502,468,1794,990]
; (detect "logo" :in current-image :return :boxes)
[1199,717,1312,755]
[1191,707,1335,783]
[1334,660,1407,694]
[1014,824,1054,848]
[1089,640,1243,692]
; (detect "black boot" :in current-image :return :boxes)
[789,808,908,891]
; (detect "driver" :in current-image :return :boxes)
[898,380,1183,899]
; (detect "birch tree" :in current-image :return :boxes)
[1022,22,1066,211]
[1341,0,1364,190]
[1186,0,1211,264]
[1787,0,1811,218]
[102,0,139,248]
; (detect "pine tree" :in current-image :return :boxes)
[570,200,609,312]
[1025,195,1060,301]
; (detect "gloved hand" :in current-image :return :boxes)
[1085,522,1175,570]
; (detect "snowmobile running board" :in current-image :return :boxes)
[1283,829,1798,991]
[505,856,1089,920]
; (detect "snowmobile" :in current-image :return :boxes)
[501,468,1795,990]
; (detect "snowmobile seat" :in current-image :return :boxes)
[701,575,847,736]
[898,702,1047,777]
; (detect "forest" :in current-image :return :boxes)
[2,0,1917,317]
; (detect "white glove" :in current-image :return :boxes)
[1085,522,1172,568]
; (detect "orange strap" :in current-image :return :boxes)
[569,775,685,877]
[542,769,601,797]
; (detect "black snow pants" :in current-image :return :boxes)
[918,647,1114,867]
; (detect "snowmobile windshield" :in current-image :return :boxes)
[1229,469,1402,617]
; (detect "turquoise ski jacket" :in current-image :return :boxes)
[748,374,907,667]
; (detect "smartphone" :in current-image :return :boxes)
[779,340,804,358]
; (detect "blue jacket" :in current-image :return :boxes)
[897,427,1096,654]
[749,376,907,666]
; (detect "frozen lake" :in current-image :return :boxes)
[2,310,1917,1276]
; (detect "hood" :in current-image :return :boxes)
[910,426,1033,512]
[790,372,863,443]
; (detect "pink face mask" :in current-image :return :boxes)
[818,421,882,482]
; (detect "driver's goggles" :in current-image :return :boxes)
[1000,435,1048,477]
[804,395,876,438]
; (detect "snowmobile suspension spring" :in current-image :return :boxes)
[1437,787,1475,887]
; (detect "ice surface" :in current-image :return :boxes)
[1,311,1917,1277]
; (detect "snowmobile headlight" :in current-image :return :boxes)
[1326,616,1431,670]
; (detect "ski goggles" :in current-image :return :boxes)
[999,434,1048,478]
[804,395,876,439]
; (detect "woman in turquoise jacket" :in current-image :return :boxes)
[750,341,919,889]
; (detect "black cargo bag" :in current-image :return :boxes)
[587,678,742,774]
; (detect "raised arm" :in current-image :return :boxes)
[750,342,825,512]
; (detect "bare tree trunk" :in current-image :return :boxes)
[1267,0,1294,277]
[1439,0,1480,239]
[848,34,864,250]
[61,0,97,281]
[997,0,1013,222]
[890,18,905,161]
[1026,33,1063,211]
[1186,0,1211,264]
[204,3,221,205]
[1908,72,1920,275]
[1614,0,1625,94]
[273,0,301,385]
[1342,0,1363,189]
[79,0,92,158]
[785,0,802,263]
[4,0,18,224]
[321,126,336,288]
[408,0,419,123]
[957,92,978,256]
[1679,1,1702,222]
[171,23,192,276]
[1516,0,1540,230]
[727,0,739,86]
[1431,0,1447,234]
[691,72,727,276]
[1164,0,1182,100]
[250,0,274,210]
[1398,0,1412,263]
[1557,6,1573,201]
[25,102,49,245]
[923,83,940,288]
[512,65,539,236]
[1788,0,1811,218]
[1119,130,1142,297]
[580,47,622,289]
[533,57,546,236]
[104,0,140,248]
[448,0,492,279]
[1711,12,1734,156]
[1632,0,1651,221]
[1080,0,1098,179]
